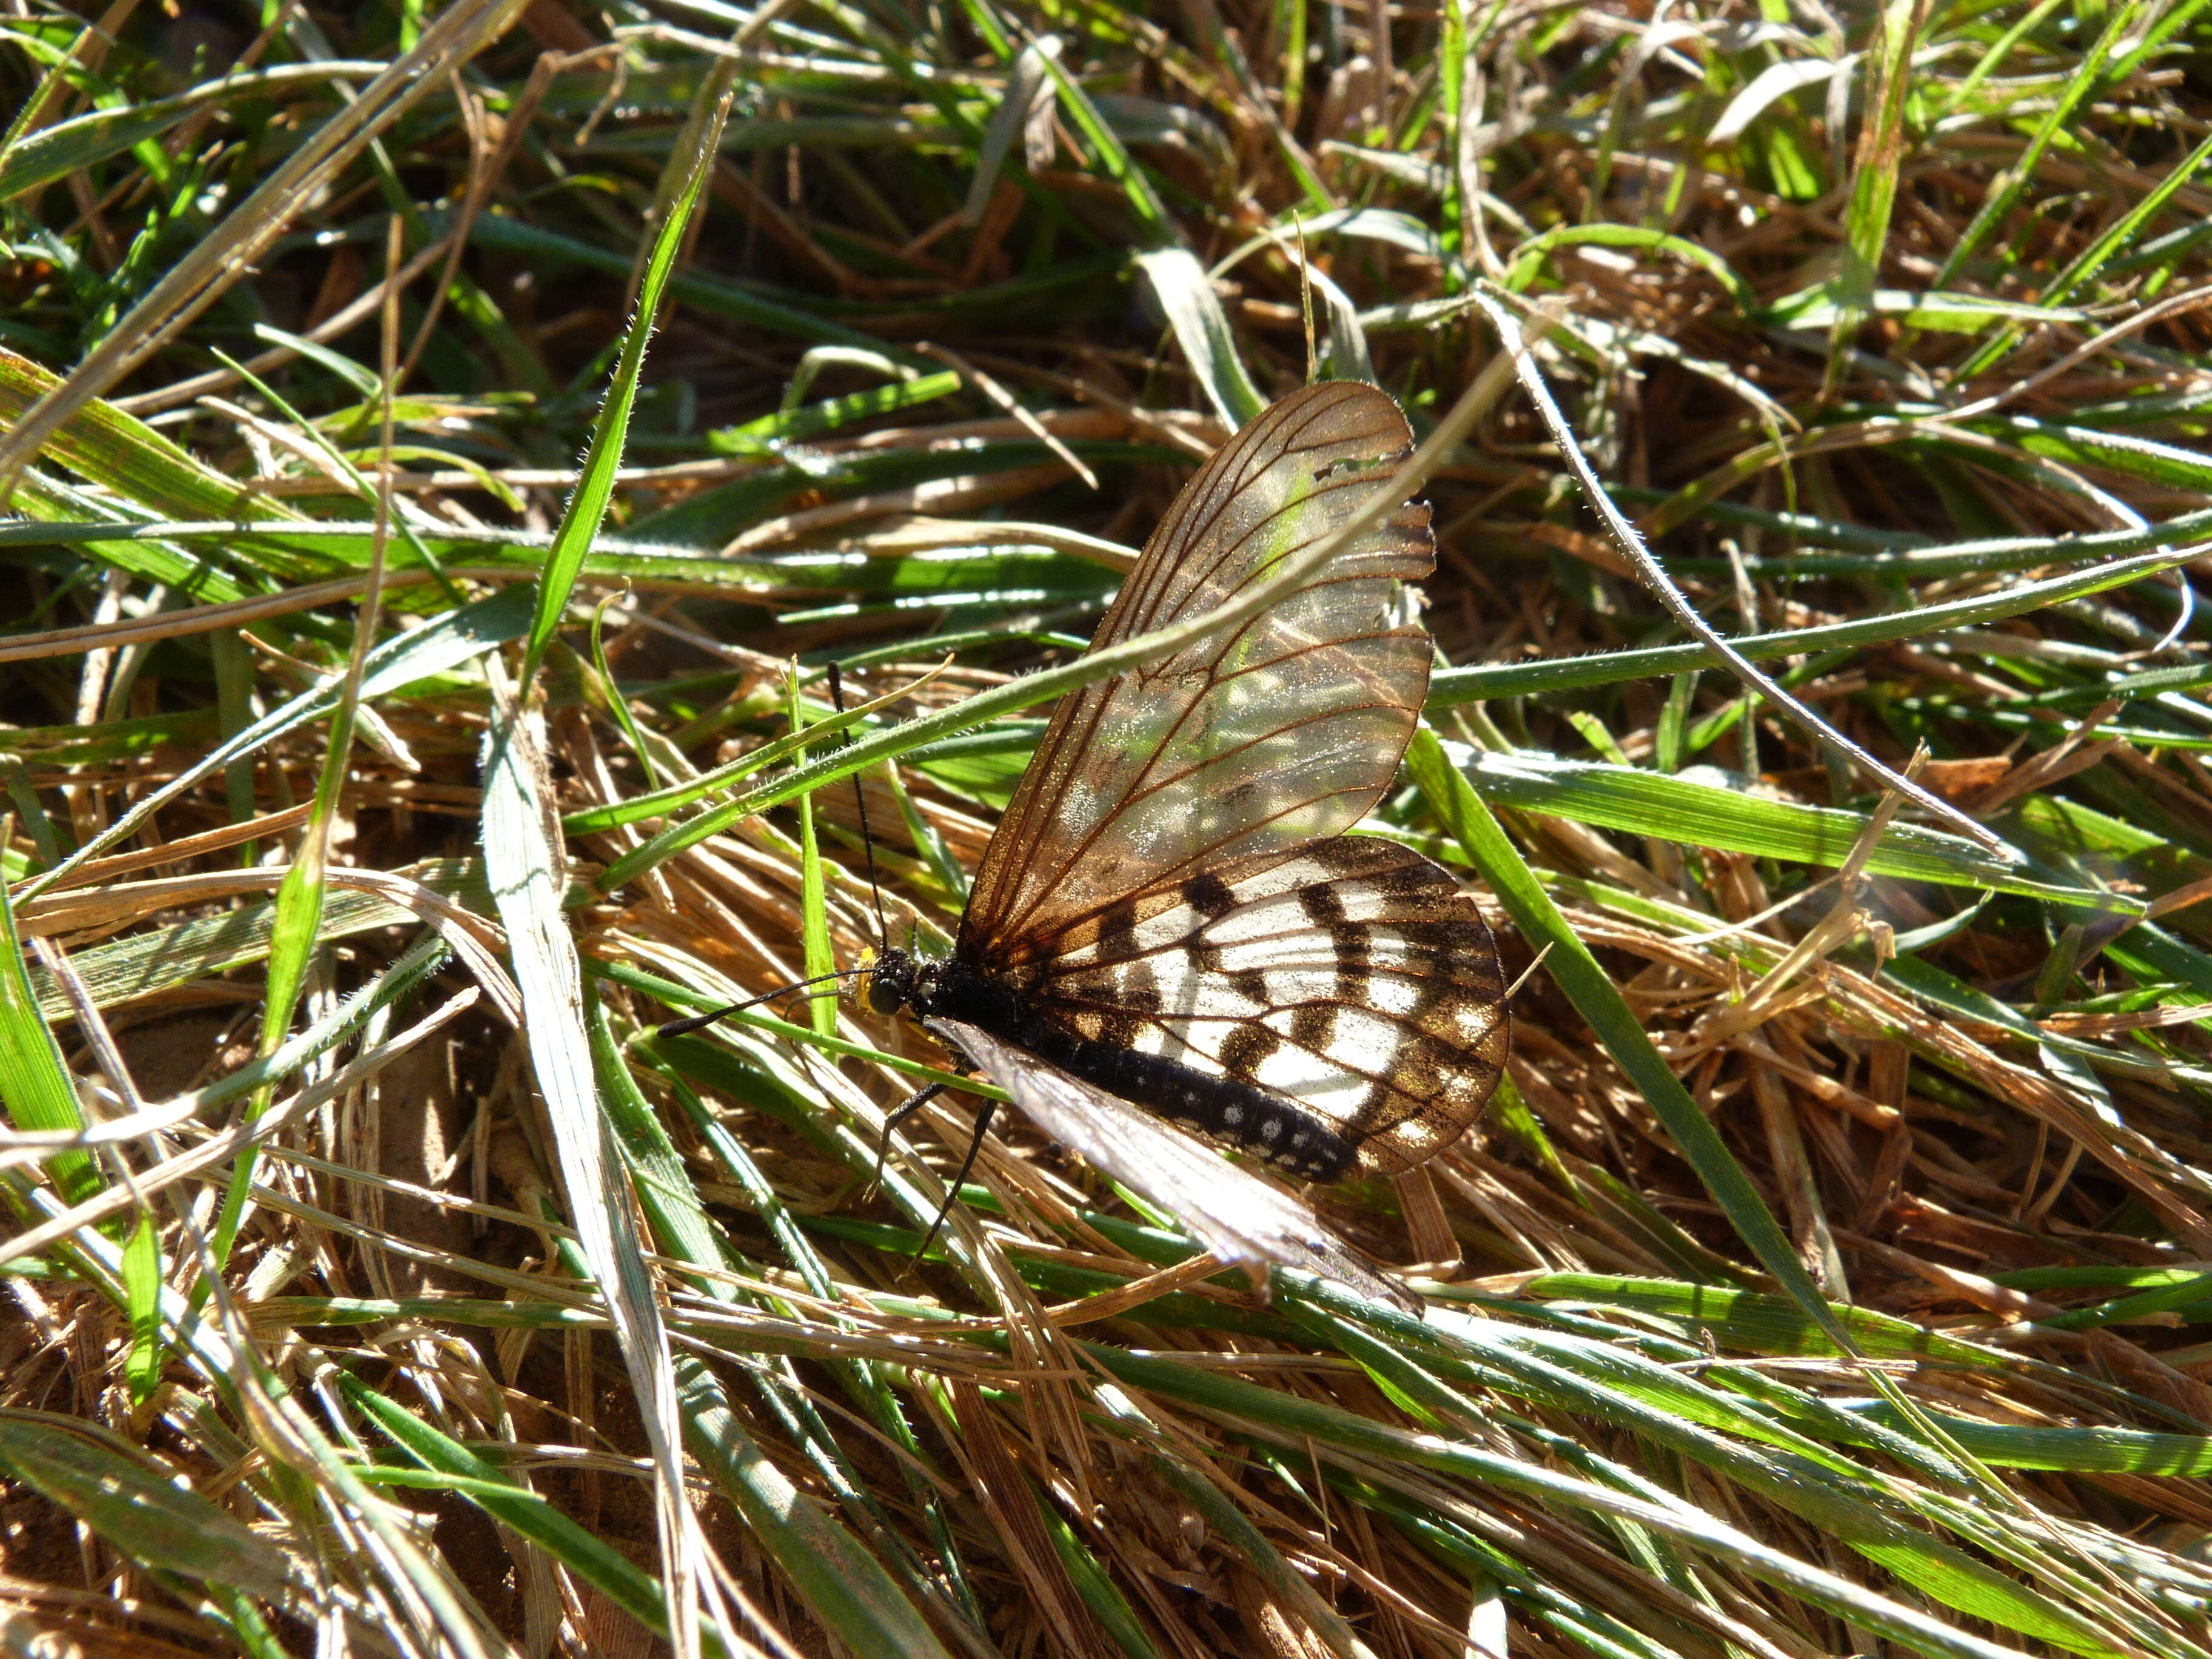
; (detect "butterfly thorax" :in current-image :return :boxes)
[862,945,1357,1182]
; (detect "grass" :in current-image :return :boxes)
[4,0,2212,1656]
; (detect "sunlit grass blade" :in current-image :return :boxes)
[1451,744,2125,907]
[121,1212,161,1401]
[16,587,532,902]
[1825,0,1925,392]
[0,1418,291,1600]
[0,861,99,1205]
[1426,548,2199,704]
[344,1376,742,1657]
[1937,0,2153,295]
[1087,1342,2060,1659]
[787,669,840,1037]
[484,675,717,1658]
[521,45,734,693]
[1138,247,1266,426]
[200,232,407,1295]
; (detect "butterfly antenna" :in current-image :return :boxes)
[656,967,865,1037]
[1295,210,1317,385]
[828,660,891,948]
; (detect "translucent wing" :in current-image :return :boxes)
[1013,838,1507,1175]
[926,1016,1421,1312]
[961,382,1433,973]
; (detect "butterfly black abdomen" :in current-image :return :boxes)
[913,956,1358,1181]
[1061,1033,1357,1180]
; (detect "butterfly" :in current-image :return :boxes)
[848,381,1512,1309]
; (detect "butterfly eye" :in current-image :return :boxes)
[863,951,910,1014]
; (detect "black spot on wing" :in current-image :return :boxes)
[1010,838,1509,1181]
[1099,898,1140,962]
[1185,871,1237,920]
[1298,880,1347,927]
[1288,1002,1338,1051]
[1221,1020,1281,1082]
[1096,1007,1147,1049]
[1307,836,1373,875]
[1117,977,1163,1015]
[1373,857,1443,898]
[1333,921,1372,997]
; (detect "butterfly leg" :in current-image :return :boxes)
[871,1045,984,1180]
[913,1098,997,1265]
[871,1081,947,1191]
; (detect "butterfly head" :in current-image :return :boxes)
[859,945,920,1016]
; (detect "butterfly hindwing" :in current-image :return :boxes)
[961,383,1435,969]
[1013,837,1507,1174]
[925,1015,1422,1313]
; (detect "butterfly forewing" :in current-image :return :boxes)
[926,1016,1423,1313]
[1016,837,1507,1174]
[961,382,1435,970]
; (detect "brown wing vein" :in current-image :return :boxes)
[970,415,1412,856]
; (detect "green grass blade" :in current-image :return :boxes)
[1507,226,1755,312]
[1085,1345,2054,1659]
[1937,0,2152,297]
[0,1417,290,1600]
[0,61,383,204]
[1825,0,1927,390]
[1034,44,1175,247]
[1425,549,2198,704]
[1036,1483,1168,1659]
[0,0,527,494]
[1137,247,1266,426]
[788,670,840,1036]
[675,1353,959,1659]
[343,1378,724,1652]
[121,1214,161,1402]
[2034,129,2212,310]
[16,586,532,902]
[520,49,733,692]
[0,870,99,1204]
[483,675,705,1650]
[1453,745,2127,908]
[1832,1404,2212,1475]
